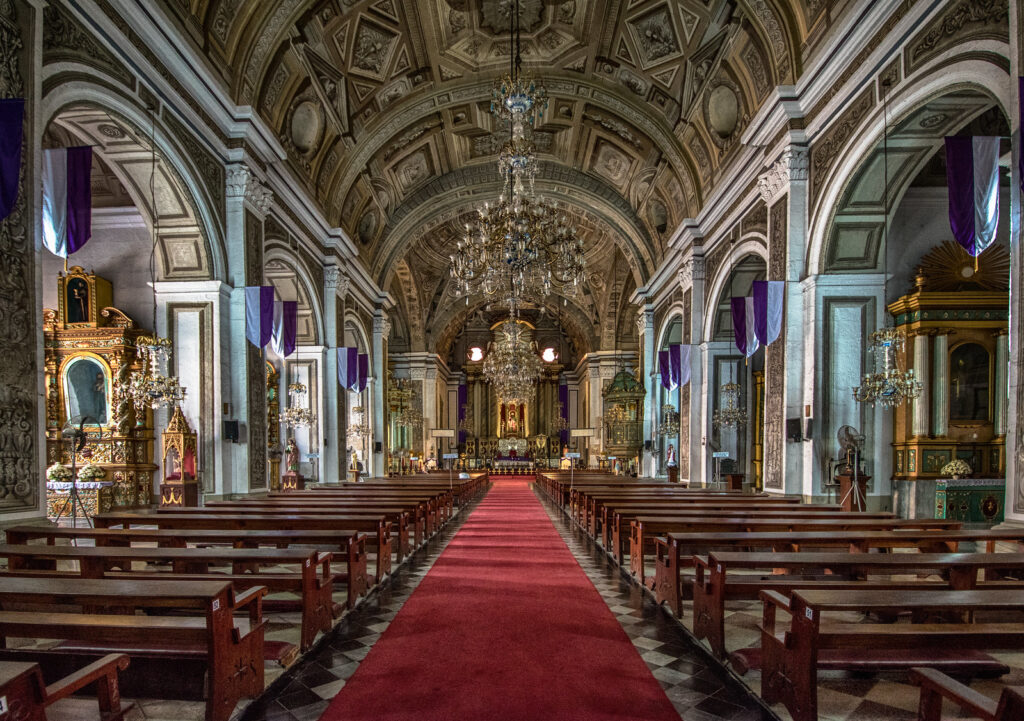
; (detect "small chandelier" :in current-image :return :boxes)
[129,335,185,417]
[852,328,922,408]
[483,319,543,403]
[658,404,680,437]
[397,402,423,431]
[712,383,747,429]
[553,402,569,432]
[457,403,473,433]
[347,405,370,441]
[282,382,313,428]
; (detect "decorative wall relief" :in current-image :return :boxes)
[763,196,788,490]
[0,0,38,511]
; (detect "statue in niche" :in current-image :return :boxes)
[66,277,90,323]
[65,358,108,425]
[285,438,300,473]
[666,443,677,467]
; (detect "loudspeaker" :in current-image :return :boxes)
[786,418,802,443]
[803,419,814,440]
[223,420,239,443]
[644,440,653,451]
[374,441,382,453]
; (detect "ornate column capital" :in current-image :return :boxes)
[226,164,273,219]
[678,254,706,287]
[373,313,391,338]
[325,265,350,296]
[757,146,809,202]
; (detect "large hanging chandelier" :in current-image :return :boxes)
[712,383,747,429]
[129,109,185,419]
[852,80,921,411]
[482,320,543,403]
[852,328,922,408]
[129,335,185,416]
[490,0,547,134]
[658,404,680,437]
[282,382,314,428]
[347,405,370,441]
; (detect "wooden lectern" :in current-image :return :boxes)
[837,472,870,512]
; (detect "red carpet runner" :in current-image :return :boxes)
[319,478,680,721]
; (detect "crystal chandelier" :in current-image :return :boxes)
[852,80,921,410]
[129,109,185,420]
[483,319,543,403]
[347,405,370,441]
[457,404,473,433]
[397,401,423,431]
[712,383,747,429]
[490,0,547,134]
[451,194,585,310]
[390,380,423,431]
[658,404,680,437]
[852,328,922,408]
[553,402,569,432]
[128,335,185,416]
[282,382,314,428]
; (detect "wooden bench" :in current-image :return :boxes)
[94,512,393,582]
[912,667,1024,721]
[652,528,1024,617]
[0,655,133,721]
[692,551,1024,657]
[629,516,961,586]
[754,588,1024,721]
[0,578,267,721]
[0,544,336,652]
[5,526,370,612]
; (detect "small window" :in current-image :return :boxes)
[541,347,558,363]
[949,343,990,421]
[467,346,484,362]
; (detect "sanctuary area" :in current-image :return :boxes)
[0,1,1023,721]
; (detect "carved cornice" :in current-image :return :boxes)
[758,146,808,202]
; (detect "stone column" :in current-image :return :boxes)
[0,1,44,521]
[372,311,389,474]
[422,366,438,460]
[588,363,602,465]
[638,306,656,475]
[684,254,706,486]
[321,264,345,484]
[931,332,950,438]
[224,164,272,496]
[911,331,931,438]
[1007,0,1024,523]
[758,145,809,494]
[995,331,1008,438]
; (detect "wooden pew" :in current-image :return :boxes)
[652,527,1024,617]
[693,551,1024,657]
[5,526,369,611]
[629,516,961,585]
[0,655,133,721]
[912,667,1024,721]
[0,578,266,721]
[0,544,334,652]
[94,512,393,582]
[756,588,1024,721]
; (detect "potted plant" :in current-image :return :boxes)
[77,463,107,482]
[46,462,72,482]
[940,459,972,480]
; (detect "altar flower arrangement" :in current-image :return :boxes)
[46,462,72,482]
[940,459,972,479]
[77,463,106,482]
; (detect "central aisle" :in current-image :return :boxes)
[319,479,680,721]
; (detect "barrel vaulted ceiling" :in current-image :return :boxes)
[161,0,812,354]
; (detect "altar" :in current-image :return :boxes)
[46,480,114,519]
[894,477,1006,525]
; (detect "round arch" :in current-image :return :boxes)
[806,57,1011,277]
[263,249,325,346]
[40,80,227,282]
[702,239,769,342]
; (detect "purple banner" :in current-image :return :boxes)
[65,146,92,254]
[669,344,682,390]
[0,98,24,221]
[677,344,692,387]
[730,297,747,356]
[752,280,785,345]
[244,286,274,348]
[356,353,369,392]
[338,346,358,390]
[1020,77,1023,194]
[271,300,297,357]
[558,382,569,447]
[658,349,672,389]
[458,383,468,445]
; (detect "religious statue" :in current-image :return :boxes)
[666,443,677,466]
[285,438,300,473]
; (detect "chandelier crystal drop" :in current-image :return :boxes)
[712,383,747,429]
[128,335,185,417]
[851,328,923,408]
[482,320,543,403]
[282,382,314,428]
[347,405,370,440]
